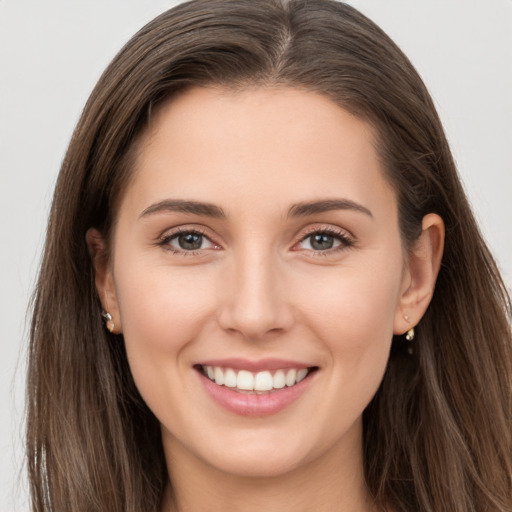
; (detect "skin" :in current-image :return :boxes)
[88,87,444,512]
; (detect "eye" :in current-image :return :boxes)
[296,228,353,253]
[302,233,339,251]
[173,232,206,251]
[160,229,218,253]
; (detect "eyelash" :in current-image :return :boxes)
[158,227,216,256]
[293,226,354,257]
[157,226,354,256]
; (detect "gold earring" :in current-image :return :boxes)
[405,327,415,341]
[101,311,115,333]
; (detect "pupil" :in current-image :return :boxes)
[311,233,334,250]
[179,233,202,250]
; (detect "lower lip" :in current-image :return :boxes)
[197,370,314,417]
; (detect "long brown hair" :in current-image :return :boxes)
[27,1,512,511]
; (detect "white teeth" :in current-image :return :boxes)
[203,365,311,391]
[285,369,296,387]
[237,370,254,390]
[273,370,286,389]
[296,368,308,383]
[254,371,273,391]
[224,368,237,388]
[214,367,224,386]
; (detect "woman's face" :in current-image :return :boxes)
[98,87,418,478]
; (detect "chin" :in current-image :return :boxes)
[207,448,308,479]
[184,421,356,480]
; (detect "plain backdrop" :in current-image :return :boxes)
[1,1,511,510]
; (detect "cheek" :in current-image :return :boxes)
[112,263,220,417]
[298,263,402,343]
[294,259,402,397]
[112,264,219,418]
[116,265,216,351]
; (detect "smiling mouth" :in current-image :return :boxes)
[196,365,318,394]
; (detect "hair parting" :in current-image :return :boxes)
[27,1,512,511]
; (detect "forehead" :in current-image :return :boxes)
[120,86,396,220]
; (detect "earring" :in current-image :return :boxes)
[101,311,115,333]
[403,315,415,354]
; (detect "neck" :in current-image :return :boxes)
[161,425,376,512]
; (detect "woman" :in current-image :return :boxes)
[27,1,512,511]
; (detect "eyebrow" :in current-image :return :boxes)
[288,199,373,218]
[139,199,226,219]
[139,197,372,220]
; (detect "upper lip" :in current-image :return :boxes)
[196,358,314,372]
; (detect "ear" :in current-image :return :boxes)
[394,213,445,335]
[86,228,122,334]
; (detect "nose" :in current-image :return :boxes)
[217,250,294,341]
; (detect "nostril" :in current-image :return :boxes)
[217,303,294,341]
[216,268,294,338]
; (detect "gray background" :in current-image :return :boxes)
[1,1,511,510]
